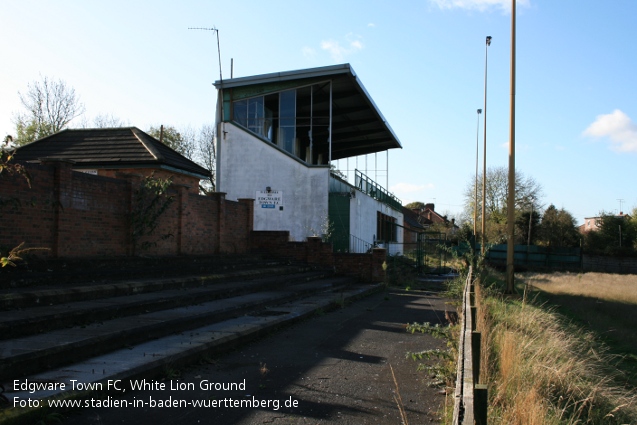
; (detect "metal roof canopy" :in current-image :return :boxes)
[214,63,402,160]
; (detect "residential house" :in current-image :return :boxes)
[410,203,458,233]
[579,212,631,233]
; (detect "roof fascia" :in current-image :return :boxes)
[215,64,402,150]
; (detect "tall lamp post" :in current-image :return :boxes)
[474,108,482,240]
[505,0,517,294]
[481,36,492,255]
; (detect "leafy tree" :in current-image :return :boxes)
[148,125,195,159]
[537,205,580,247]
[515,210,541,245]
[13,76,85,146]
[463,166,543,244]
[404,201,426,210]
[584,212,637,255]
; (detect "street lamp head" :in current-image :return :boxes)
[486,36,492,46]
[477,109,482,114]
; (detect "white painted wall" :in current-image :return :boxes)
[218,124,329,241]
[348,184,403,255]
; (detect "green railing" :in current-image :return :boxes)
[354,170,401,211]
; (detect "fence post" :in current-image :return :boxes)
[471,331,481,384]
[474,384,488,425]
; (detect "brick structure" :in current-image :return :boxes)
[0,161,252,258]
[251,231,386,283]
[2,159,384,282]
[12,127,211,189]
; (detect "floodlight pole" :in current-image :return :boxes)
[474,108,482,238]
[481,36,492,255]
[506,0,517,294]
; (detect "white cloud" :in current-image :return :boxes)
[320,34,363,61]
[583,109,637,153]
[429,0,530,12]
[368,23,376,28]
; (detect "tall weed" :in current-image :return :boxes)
[477,269,636,424]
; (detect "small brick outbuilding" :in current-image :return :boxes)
[13,127,210,188]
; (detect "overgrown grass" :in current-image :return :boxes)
[519,272,637,390]
[476,269,637,424]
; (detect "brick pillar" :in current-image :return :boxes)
[371,247,387,283]
[211,192,227,253]
[118,172,143,256]
[175,185,190,255]
[41,159,75,258]
[238,198,255,253]
[306,236,323,265]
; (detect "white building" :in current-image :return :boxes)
[214,64,403,253]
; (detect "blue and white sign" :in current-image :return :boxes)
[256,190,283,209]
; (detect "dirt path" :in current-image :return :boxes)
[63,288,450,424]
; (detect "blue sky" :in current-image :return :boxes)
[2,0,635,225]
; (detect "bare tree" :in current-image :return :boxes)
[13,76,85,145]
[196,124,216,194]
[147,124,216,194]
[88,113,128,128]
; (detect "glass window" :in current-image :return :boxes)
[233,99,247,128]
[231,82,331,163]
[247,97,264,137]
[279,90,296,155]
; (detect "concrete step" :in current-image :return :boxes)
[0,265,314,310]
[0,255,289,289]
[0,276,352,382]
[0,269,331,339]
[1,282,381,425]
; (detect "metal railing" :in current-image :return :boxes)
[354,170,401,211]
[453,266,488,425]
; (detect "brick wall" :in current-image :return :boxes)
[251,231,386,283]
[0,161,253,258]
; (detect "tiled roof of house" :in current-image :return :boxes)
[13,127,210,179]
[402,207,426,229]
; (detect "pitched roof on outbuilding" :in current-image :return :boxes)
[13,127,210,179]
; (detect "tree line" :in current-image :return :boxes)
[455,165,637,254]
[5,76,216,194]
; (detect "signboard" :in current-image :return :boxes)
[78,169,98,175]
[256,190,283,209]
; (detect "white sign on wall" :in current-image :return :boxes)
[256,190,283,209]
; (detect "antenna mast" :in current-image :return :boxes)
[188,27,223,83]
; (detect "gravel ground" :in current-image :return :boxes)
[63,288,451,425]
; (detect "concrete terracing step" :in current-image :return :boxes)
[0,265,314,310]
[0,269,330,339]
[0,282,381,425]
[0,276,353,382]
[0,255,289,289]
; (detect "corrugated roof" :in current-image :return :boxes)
[13,127,210,179]
[215,63,401,160]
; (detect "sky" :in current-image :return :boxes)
[2,0,635,225]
